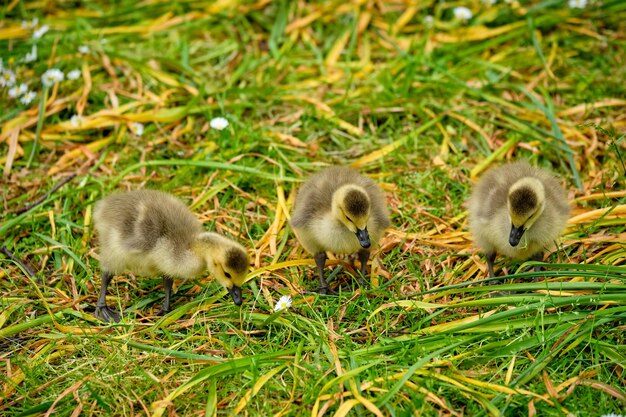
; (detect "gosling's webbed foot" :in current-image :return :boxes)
[356,276,370,289]
[96,304,121,323]
[156,305,170,316]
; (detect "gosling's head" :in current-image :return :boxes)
[507,177,546,247]
[197,233,250,306]
[332,184,371,248]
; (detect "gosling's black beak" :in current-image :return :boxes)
[356,228,371,248]
[228,286,242,306]
[509,224,525,247]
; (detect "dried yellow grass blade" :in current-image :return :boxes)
[2,115,29,133]
[469,137,517,179]
[233,365,285,414]
[286,10,323,33]
[332,399,361,417]
[453,373,520,395]
[505,356,516,386]
[352,116,443,167]
[0,26,29,40]
[47,135,115,175]
[3,128,20,176]
[76,61,92,115]
[419,309,497,334]
[568,205,626,225]
[143,67,199,95]
[351,138,406,168]
[245,259,315,282]
[325,31,351,67]
[348,380,384,417]
[449,111,492,147]
[434,21,526,43]
[556,98,626,117]
[321,113,363,136]
[392,6,419,35]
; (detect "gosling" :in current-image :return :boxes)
[468,161,570,279]
[291,166,390,294]
[93,189,249,322]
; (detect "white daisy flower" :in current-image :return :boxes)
[33,25,49,39]
[20,91,37,105]
[8,83,28,98]
[78,45,90,54]
[568,0,587,8]
[1,69,16,87]
[274,295,292,312]
[453,6,473,22]
[209,117,229,130]
[130,122,144,136]
[21,18,38,29]
[24,45,37,63]
[70,114,84,127]
[41,68,64,87]
[67,69,81,80]
[423,15,434,28]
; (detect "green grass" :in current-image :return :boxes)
[1,1,626,416]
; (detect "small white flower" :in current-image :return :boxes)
[32,25,49,39]
[21,18,38,29]
[210,117,229,130]
[20,91,37,105]
[453,6,473,22]
[41,68,64,87]
[70,115,84,127]
[67,69,81,80]
[8,83,28,98]
[78,45,90,54]
[130,122,144,136]
[1,69,16,87]
[274,295,292,312]
[423,15,434,28]
[568,0,587,8]
[24,45,37,63]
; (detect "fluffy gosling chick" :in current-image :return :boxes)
[93,189,249,322]
[291,166,390,293]
[468,161,570,278]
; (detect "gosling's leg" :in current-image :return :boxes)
[314,252,335,295]
[356,249,371,289]
[530,252,544,282]
[157,276,174,315]
[486,251,499,285]
[95,270,121,323]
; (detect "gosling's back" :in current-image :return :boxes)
[468,161,570,259]
[94,190,204,277]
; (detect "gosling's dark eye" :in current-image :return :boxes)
[224,272,231,279]
[346,216,353,222]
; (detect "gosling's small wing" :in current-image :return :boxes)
[469,165,512,221]
[94,190,201,253]
[291,168,340,228]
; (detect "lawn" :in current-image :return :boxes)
[1,1,625,416]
